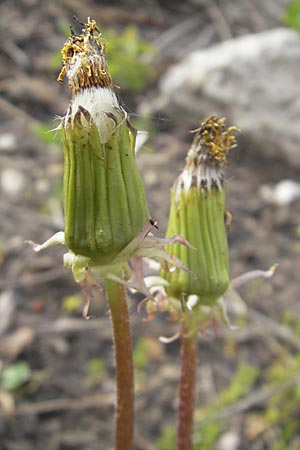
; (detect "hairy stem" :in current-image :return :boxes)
[106,278,134,450]
[177,328,198,450]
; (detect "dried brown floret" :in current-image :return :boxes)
[57,17,113,95]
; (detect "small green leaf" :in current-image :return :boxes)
[31,121,60,145]
[1,362,31,391]
[100,25,154,92]
[218,363,259,405]
[283,1,300,29]
[133,338,150,370]
[87,358,105,382]
[157,426,176,450]
[194,420,224,450]
[49,50,63,72]
[62,294,82,313]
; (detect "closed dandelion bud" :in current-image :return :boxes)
[164,117,237,305]
[58,18,150,265]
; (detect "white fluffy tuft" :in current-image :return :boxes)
[68,87,121,143]
[72,87,119,118]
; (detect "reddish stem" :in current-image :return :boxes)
[106,279,134,450]
[177,329,198,450]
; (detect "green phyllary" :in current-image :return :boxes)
[163,117,237,306]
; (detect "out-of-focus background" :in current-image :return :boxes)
[0,1,300,449]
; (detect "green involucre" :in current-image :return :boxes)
[62,110,150,265]
[164,186,229,305]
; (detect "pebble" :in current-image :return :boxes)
[1,168,26,195]
[215,430,240,450]
[0,133,17,152]
[259,179,300,205]
[0,290,16,336]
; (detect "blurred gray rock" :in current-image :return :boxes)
[259,179,300,205]
[0,290,16,336]
[155,28,300,167]
[1,168,26,195]
[215,430,240,450]
[0,133,16,153]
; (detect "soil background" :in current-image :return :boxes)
[0,1,299,450]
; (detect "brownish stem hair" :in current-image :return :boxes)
[106,279,134,450]
[177,329,198,450]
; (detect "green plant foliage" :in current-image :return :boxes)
[1,362,31,391]
[157,425,176,450]
[101,26,154,92]
[31,121,61,145]
[264,353,300,448]
[283,1,300,29]
[281,310,300,334]
[62,294,82,313]
[218,363,259,405]
[267,354,300,384]
[49,50,63,72]
[193,420,224,450]
[133,338,150,370]
[158,420,223,450]
[270,441,288,450]
[191,364,258,449]
[86,358,105,383]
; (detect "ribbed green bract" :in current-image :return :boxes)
[164,186,229,305]
[62,108,150,265]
